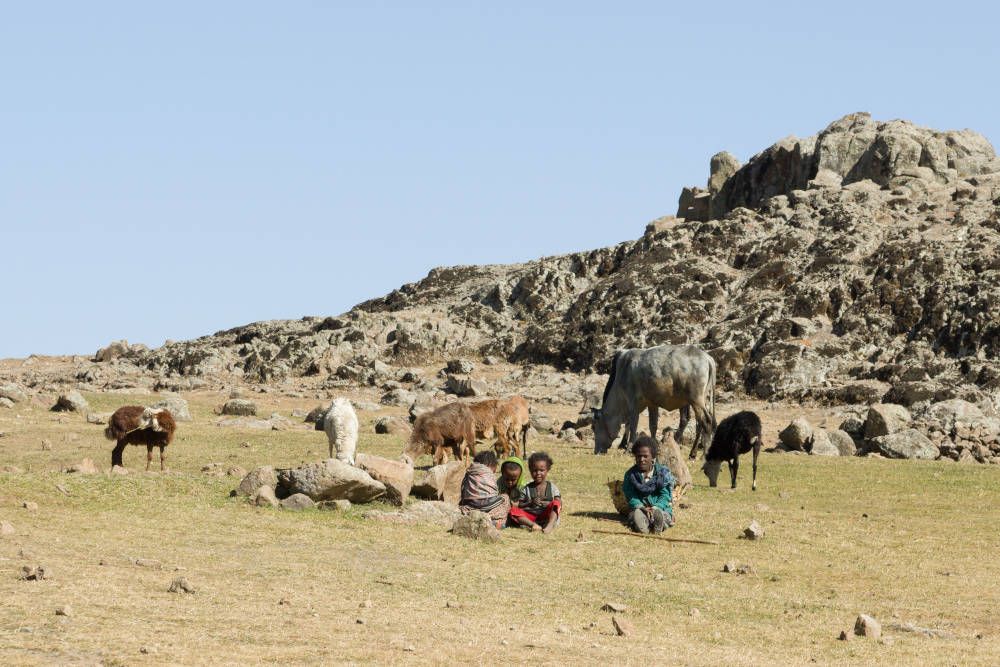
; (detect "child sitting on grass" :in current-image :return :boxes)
[497,455,528,505]
[458,450,510,527]
[508,452,561,533]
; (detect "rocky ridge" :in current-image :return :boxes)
[6,113,1000,418]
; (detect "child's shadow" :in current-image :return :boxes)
[569,510,622,522]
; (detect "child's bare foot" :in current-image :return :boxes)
[530,523,543,532]
[542,523,556,534]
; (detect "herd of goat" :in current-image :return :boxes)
[102,344,765,490]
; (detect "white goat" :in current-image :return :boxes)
[323,397,359,465]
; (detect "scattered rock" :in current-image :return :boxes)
[22,501,38,511]
[147,395,192,422]
[374,416,412,436]
[838,630,851,641]
[445,374,488,397]
[0,397,13,409]
[221,399,257,416]
[446,359,475,374]
[601,602,628,613]
[871,429,938,460]
[722,562,755,575]
[55,605,73,617]
[779,418,813,450]
[1,521,15,536]
[827,430,858,457]
[168,577,196,594]
[226,466,247,478]
[237,466,278,497]
[612,616,634,637]
[356,453,413,505]
[51,390,89,414]
[854,614,881,639]
[864,404,911,440]
[110,465,128,476]
[275,459,386,503]
[316,499,352,511]
[41,439,53,451]
[743,519,765,540]
[64,458,98,474]
[280,493,315,511]
[0,383,28,403]
[451,511,501,542]
[19,565,47,581]
[253,485,279,508]
[410,462,465,504]
[806,429,840,456]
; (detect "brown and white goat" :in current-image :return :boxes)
[104,406,176,471]
[467,396,531,459]
[403,402,476,466]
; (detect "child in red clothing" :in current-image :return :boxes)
[508,452,561,533]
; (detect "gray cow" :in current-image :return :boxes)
[592,345,716,457]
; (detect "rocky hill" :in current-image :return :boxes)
[13,113,1000,414]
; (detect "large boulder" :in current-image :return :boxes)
[148,395,192,422]
[221,399,257,416]
[864,404,911,440]
[925,399,984,425]
[0,383,27,404]
[374,416,411,436]
[451,511,501,542]
[659,430,692,498]
[237,466,278,497]
[380,388,417,407]
[94,339,132,362]
[355,453,414,506]
[445,375,488,398]
[827,430,858,457]
[778,417,813,451]
[871,429,938,460]
[806,429,840,456]
[410,462,465,504]
[52,391,89,414]
[276,459,386,503]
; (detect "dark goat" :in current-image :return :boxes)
[104,406,176,471]
[702,410,762,490]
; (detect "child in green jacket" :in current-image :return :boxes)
[622,436,675,534]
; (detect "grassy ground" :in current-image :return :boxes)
[1,390,998,665]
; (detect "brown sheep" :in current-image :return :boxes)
[468,396,532,459]
[498,395,530,457]
[104,406,176,471]
[403,402,476,466]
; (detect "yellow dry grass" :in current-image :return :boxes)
[1,390,999,666]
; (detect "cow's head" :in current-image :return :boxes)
[591,407,623,454]
[702,459,722,487]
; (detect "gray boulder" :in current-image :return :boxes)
[0,383,27,403]
[52,391,89,413]
[94,339,132,362]
[871,429,938,460]
[355,453,413,506]
[238,466,278,497]
[280,493,316,511]
[925,399,984,425]
[778,417,813,451]
[445,374,488,398]
[806,429,840,456]
[380,387,417,407]
[221,399,257,416]
[148,395,192,422]
[411,462,465,504]
[827,430,858,457]
[451,511,501,542]
[446,359,475,374]
[253,485,279,508]
[374,416,411,436]
[276,459,386,503]
[864,404,911,439]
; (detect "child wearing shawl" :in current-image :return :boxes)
[458,450,510,527]
[622,436,675,534]
[497,455,528,504]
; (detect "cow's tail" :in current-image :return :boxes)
[708,358,717,431]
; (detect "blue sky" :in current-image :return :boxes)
[2,1,998,358]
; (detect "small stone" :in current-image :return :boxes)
[612,616,634,637]
[110,465,128,475]
[838,630,851,641]
[19,565,47,581]
[0,521,14,536]
[601,602,628,613]
[403,645,416,652]
[744,519,765,540]
[557,624,571,634]
[239,441,251,448]
[653,573,664,581]
[627,560,636,567]
[723,561,737,573]
[55,484,70,496]
[65,458,98,474]
[316,499,352,512]
[689,608,700,617]
[134,558,162,569]
[139,646,155,655]
[55,605,72,617]
[280,493,316,511]
[854,614,881,639]
[356,618,365,625]
[445,601,463,609]
[168,577,195,594]
[41,439,53,451]
[22,501,38,511]
[360,599,373,608]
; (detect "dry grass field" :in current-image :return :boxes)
[1,389,999,666]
